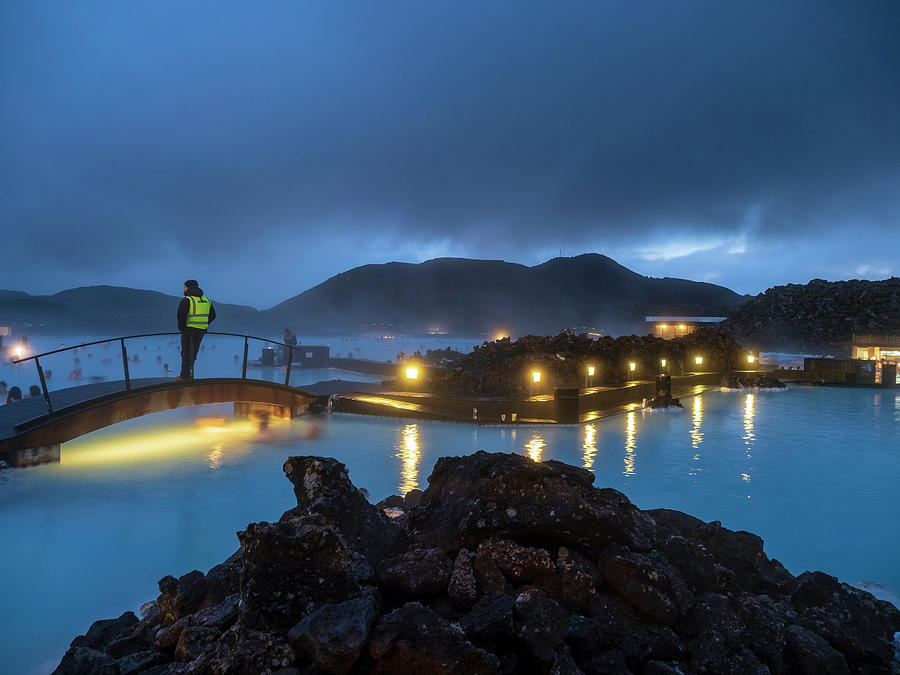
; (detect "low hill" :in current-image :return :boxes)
[0,286,258,335]
[259,254,747,335]
[721,277,900,354]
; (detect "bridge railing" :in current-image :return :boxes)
[11,332,303,414]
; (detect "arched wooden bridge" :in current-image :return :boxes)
[0,332,315,467]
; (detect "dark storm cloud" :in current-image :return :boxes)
[1,1,898,304]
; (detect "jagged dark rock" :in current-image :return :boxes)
[408,451,657,553]
[600,547,694,625]
[155,551,241,626]
[287,593,379,674]
[447,548,478,607]
[237,518,360,632]
[282,456,410,570]
[53,647,120,675]
[53,452,900,675]
[377,547,453,597]
[721,371,787,389]
[69,612,139,652]
[368,602,500,674]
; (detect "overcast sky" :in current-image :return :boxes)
[2,1,898,307]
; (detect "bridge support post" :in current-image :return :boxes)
[234,402,302,420]
[9,445,61,468]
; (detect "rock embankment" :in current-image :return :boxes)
[722,277,900,354]
[54,452,900,674]
[720,373,787,390]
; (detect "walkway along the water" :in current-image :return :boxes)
[331,372,725,424]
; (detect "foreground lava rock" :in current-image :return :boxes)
[54,452,900,674]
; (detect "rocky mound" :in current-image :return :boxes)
[54,452,900,674]
[722,277,900,354]
[430,330,750,397]
[720,373,787,390]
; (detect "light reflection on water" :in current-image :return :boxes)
[690,394,704,449]
[525,432,545,462]
[623,411,637,476]
[688,395,703,483]
[1,388,899,675]
[582,423,597,470]
[395,424,421,495]
[742,393,755,498]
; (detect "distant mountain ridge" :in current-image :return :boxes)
[257,254,747,335]
[0,255,748,336]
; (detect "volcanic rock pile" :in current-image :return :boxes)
[54,452,900,674]
[429,330,750,397]
[722,277,900,354]
[720,373,787,390]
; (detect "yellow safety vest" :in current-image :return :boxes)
[186,296,212,330]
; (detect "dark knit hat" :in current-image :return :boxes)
[184,279,199,288]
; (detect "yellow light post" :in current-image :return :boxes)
[747,354,756,366]
[404,365,419,391]
[628,361,636,381]
[694,355,704,371]
[585,364,596,388]
[529,369,542,397]
[660,358,667,374]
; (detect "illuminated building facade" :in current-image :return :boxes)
[852,334,900,364]
[645,316,726,339]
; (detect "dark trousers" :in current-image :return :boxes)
[180,330,205,379]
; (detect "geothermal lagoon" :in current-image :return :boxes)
[0,336,898,673]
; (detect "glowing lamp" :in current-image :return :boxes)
[747,355,756,364]
[629,362,636,372]
[532,370,541,383]
[587,366,595,376]
[679,324,686,330]
[695,356,704,366]
[405,367,418,380]
[660,358,667,368]
[13,346,25,360]
[660,324,667,329]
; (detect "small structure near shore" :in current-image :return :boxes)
[852,333,900,363]
[53,452,900,674]
[644,374,683,409]
[646,316,726,339]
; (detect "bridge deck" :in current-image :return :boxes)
[0,378,173,439]
[0,377,324,463]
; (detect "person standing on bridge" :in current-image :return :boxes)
[177,280,216,380]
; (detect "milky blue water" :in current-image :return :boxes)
[1,384,898,673]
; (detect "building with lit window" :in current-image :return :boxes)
[852,334,900,363]
[645,316,726,339]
